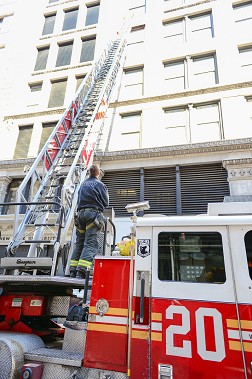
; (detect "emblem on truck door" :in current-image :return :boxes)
[137,239,150,258]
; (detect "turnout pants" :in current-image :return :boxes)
[70,208,105,274]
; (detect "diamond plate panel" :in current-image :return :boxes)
[63,324,87,353]
[0,332,44,379]
[47,296,71,316]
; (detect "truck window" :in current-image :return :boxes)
[158,231,226,283]
[245,230,252,280]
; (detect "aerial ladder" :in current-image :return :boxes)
[0,21,129,337]
[1,26,128,276]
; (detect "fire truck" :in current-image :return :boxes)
[0,17,252,379]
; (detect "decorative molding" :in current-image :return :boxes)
[3,109,64,121]
[164,0,214,14]
[110,81,252,108]
[39,26,96,41]
[0,159,35,170]
[95,138,252,161]
[223,158,252,180]
[31,62,92,77]
[0,176,12,196]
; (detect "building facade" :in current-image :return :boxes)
[0,0,252,245]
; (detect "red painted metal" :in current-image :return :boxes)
[84,257,130,372]
[149,298,251,379]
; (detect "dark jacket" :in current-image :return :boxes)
[77,176,109,212]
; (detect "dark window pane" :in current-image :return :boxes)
[56,42,73,67]
[76,75,86,91]
[1,179,23,215]
[48,79,67,108]
[85,4,100,26]
[245,231,252,280]
[63,8,78,31]
[34,47,49,71]
[29,82,42,92]
[80,37,96,62]
[158,231,226,283]
[14,125,33,159]
[42,14,56,35]
[39,122,57,152]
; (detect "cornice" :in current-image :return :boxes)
[3,109,65,121]
[223,158,252,167]
[95,138,252,161]
[0,139,251,170]
[0,158,35,170]
[164,0,214,14]
[109,81,252,108]
[39,26,96,41]
[31,62,92,77]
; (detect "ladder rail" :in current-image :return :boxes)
[59,36,129,246]
[7,18,131,264]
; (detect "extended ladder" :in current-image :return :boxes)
[0,23,128,278]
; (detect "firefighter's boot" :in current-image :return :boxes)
[69,269,76,278]
[76,268,87,279]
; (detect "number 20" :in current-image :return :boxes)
[166,305,226,362]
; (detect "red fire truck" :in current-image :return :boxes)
[1,200,252,379]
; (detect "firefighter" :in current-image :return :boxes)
[69,164,109,279]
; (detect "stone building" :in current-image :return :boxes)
[0,0,252,246]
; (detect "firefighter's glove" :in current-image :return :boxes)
[94,213,106,231]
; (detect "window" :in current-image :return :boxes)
[129,0,146,16]
[129,25,145,44]
[164,102,222,144]
[1,179,23,215]
[233,1,252,33]
[63,8,78,31]
[163,12,213,44]
[192,55,218,87]
[189,12,214,40]
[164,60,185,91]
[127,26,145,58]
[0,18,3,32]
[14,125,33,159]
[192,103,221,142]
[246,97,252,124]
[158,231,226,283]
[80,37,96,62]
[85,3,100,26]
[39,122,57,152]
[239,46,252,76]
[245,230,252,280]
[49,0,58,3]
[56,41,73,67]
[42,13,56,35]
[29,82,42,92]
[164,19,184,44]
[34,46,49,71]
[48,79,67,108]
[164,54,217,91]
[120,112,142,149]
[164,107,188,144]
[28,83,42,106]
[121,66,143,98]
[76,75,86,91]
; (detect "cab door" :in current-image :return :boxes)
[151,225,246,379]
[227,225,252,379]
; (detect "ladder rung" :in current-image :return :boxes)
[26,224,56,227]
[24,240,54,243]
